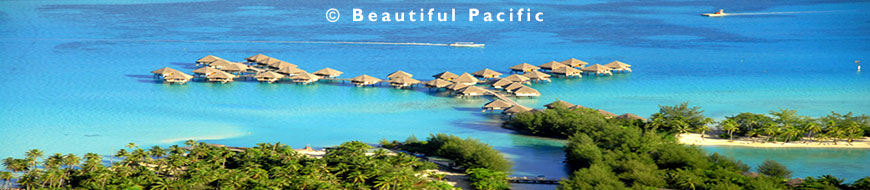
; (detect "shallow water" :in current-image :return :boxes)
[1,1,869,188]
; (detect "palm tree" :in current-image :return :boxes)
[25,149,44,169]
[762,124,778,143]
[804,121,822,142]
[721,119,738,142]
[1,171,13,190]
[697,124,711,141]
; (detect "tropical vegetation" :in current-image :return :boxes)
[1,140,456,190]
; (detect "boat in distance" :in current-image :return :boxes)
[702,9,727,17]
[449,42,485,48]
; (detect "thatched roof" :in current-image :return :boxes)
[454,73,479,84]
[552,66,582,75]
[581,64,612,73]
[545,100,574,109]
[539,61,567,70]
[447,83,469,91]
[509,63,540,71]
[425,79,453,88]
[513,86,541,96]
[432,71,459,80]
[504,82,526,92]
[388,76,421,84]
[617,113,647,121]
[255,71,284,79]
[152,67,181,75]
[503,105,533,114]
[491,79,515,88]
[597,109,618,117]
[460,86,487,95]
[561,58,589,68]
[471,68,503,78]
[522,70,551,79]
[210,60,248,72]
[207,71,236,79]
[291,72,320,80]
[276,66,307,75]
[570,105,589,110]
[269,60,297,69]
[246,54,270,62]
[484,100,513,109]
[163,70,193,80]
[197,55,222,64]
[192,66,221,75]
[350,74,382,83]
[502,74,530,82]
[605,61,631,69]
[387,70,413,79]
[313,67,343,77]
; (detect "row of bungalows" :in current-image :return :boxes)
[481,98,534,116]
[508,58,633,77]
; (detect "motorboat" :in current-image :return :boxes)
[703,9,727,17]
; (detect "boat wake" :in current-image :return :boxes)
[723,10,845,16]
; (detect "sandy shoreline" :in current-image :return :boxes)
[678,133,870,148]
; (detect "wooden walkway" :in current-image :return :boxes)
[483,89,520,106]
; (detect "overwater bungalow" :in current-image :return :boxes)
[350,74,382,87]
[255,71,284,83]
[433,71,459,81]
[459,86,487,97]
[268,59,298,69]
[447,83,470,92]
[538,61,567,71]
[513,86,541,98]
[605,61,632,72]
[503,82,526,93]
[509,63,540,73]
[597,109,618,118]
[424,79,453,90]
[522,70,551,82]
[491,78,515,89]
[290,72,320,84]
[545,100,574,109]
[210,60,248,74]
[192,66,222,77]
[616,113,647,121]
[502,105,533,117]
[501,74,531,83]
[471,68,503,80]
[387,70,413,79]
[551,66,582,78]
[162,71,194,84]
[276,66,306,76]
[561,58,589,68]
[313,67,343,78]
[151,67,182,78]
[246,54,270,64]
[580,64,613,76]
[207,71,237,83]
[483,99,512,112]
[196,55,223,66]
[454,73,479,85]
[387,76,421,88]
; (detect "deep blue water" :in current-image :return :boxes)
[1,0,869,188]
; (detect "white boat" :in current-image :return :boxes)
[702,9,728,17]
[449,42,485,48]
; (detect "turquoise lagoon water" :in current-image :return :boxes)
[1,0,869,186]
